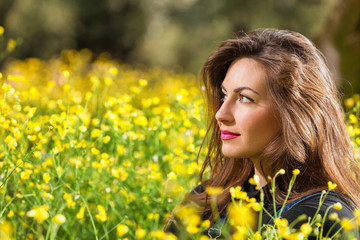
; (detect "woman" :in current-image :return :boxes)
[167,29,360,238]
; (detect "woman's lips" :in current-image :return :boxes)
[220,130,240,140]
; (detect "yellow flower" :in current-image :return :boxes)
[76,207,85,220]
[230,186,248,200]
[42,192,54,200]
[354,209,360,228]
[112,167,128,181]
[117,145,125,155]
[7,75,25,82]
[147,213,159,220]
[109,67,118,75]
[85,92,92,101]
[130,86,140,94]
[2,83,13,93]
[167,171,177,180]
[0,26,4,35]
[334,202,342,210]
[4,135,17,150]
[134,116,148,127]
[274,218,289,238]
[7,210,14,218]
[206,186,223,196]
[78,126,87,132]
[250,202,262,212]
[186,144,195,152]
[91,129,102,138]
[287,232,305,240]
[63,193,75,208]
[16,193,23,199]
[16,159,23,168]
[103,135,111,144]
[199,235,210,240]
[201,219,210,229]
[199,129,207,137]
[95,205,107,222]
[117,224,129,237]
[0,220,13,240]
[6,39,16,52]
[249,174,260,186]
[141,98,153,108]
[292,169,300,176]
[340,218,354,231]
[150,230,168,239]
[104,77,113,86]
[20,169,32,180]
[328,181,337,190]
[344,98,355,108]
[91,148,100,155]
[278,169,285,175]
[349,114,358,124]
[328,212,339,222]
[228,203,256,229]
[91,118,100,126]
[62,70,70,78]
[139,79,148,87]
[26,205,49,223]
[175,206,201,234]
[254,231,262,239]
[53,214,66,225]
[232,226,247,239]
[300,222,312,237]
[136,228,146,239]
[43,173,51,183]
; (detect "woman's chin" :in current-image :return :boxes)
[221,148,245,159]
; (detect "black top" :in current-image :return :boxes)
[241,180,357,238]
[170,181,359,239]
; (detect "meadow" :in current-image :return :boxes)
[0,31,360,239]
[0,48,209,239]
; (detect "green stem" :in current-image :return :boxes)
[258,188,264,233]
[319,205,333,239]
[278,175,297,217]
[81,195,99,240]
[310,191,328,226]
[272,173,279,219]
[324,219,339,238]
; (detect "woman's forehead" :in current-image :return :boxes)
[222,58,267,95]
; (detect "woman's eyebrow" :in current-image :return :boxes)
[221,84,259,95]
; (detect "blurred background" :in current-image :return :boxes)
[0,0,359,96]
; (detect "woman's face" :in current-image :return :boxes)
[215,57,281,165]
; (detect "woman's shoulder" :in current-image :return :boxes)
[280,191,358,238]
[283,191,355,217]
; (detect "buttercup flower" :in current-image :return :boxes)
[53,214,66,225]
[328,181,337,190]
[292,169,300,176]
[334,202,342,210]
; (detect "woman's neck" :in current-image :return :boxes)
[254,167,267,189]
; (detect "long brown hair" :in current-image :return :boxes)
[181,28,360,223]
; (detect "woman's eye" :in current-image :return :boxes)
[221,94,228,102]
[239,95,254,103]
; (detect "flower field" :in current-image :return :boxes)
[1,40,360,239]
[0,49,209,239]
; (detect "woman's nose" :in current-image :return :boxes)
[215,101,234,124]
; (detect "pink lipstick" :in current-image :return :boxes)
[220,130,240,140]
